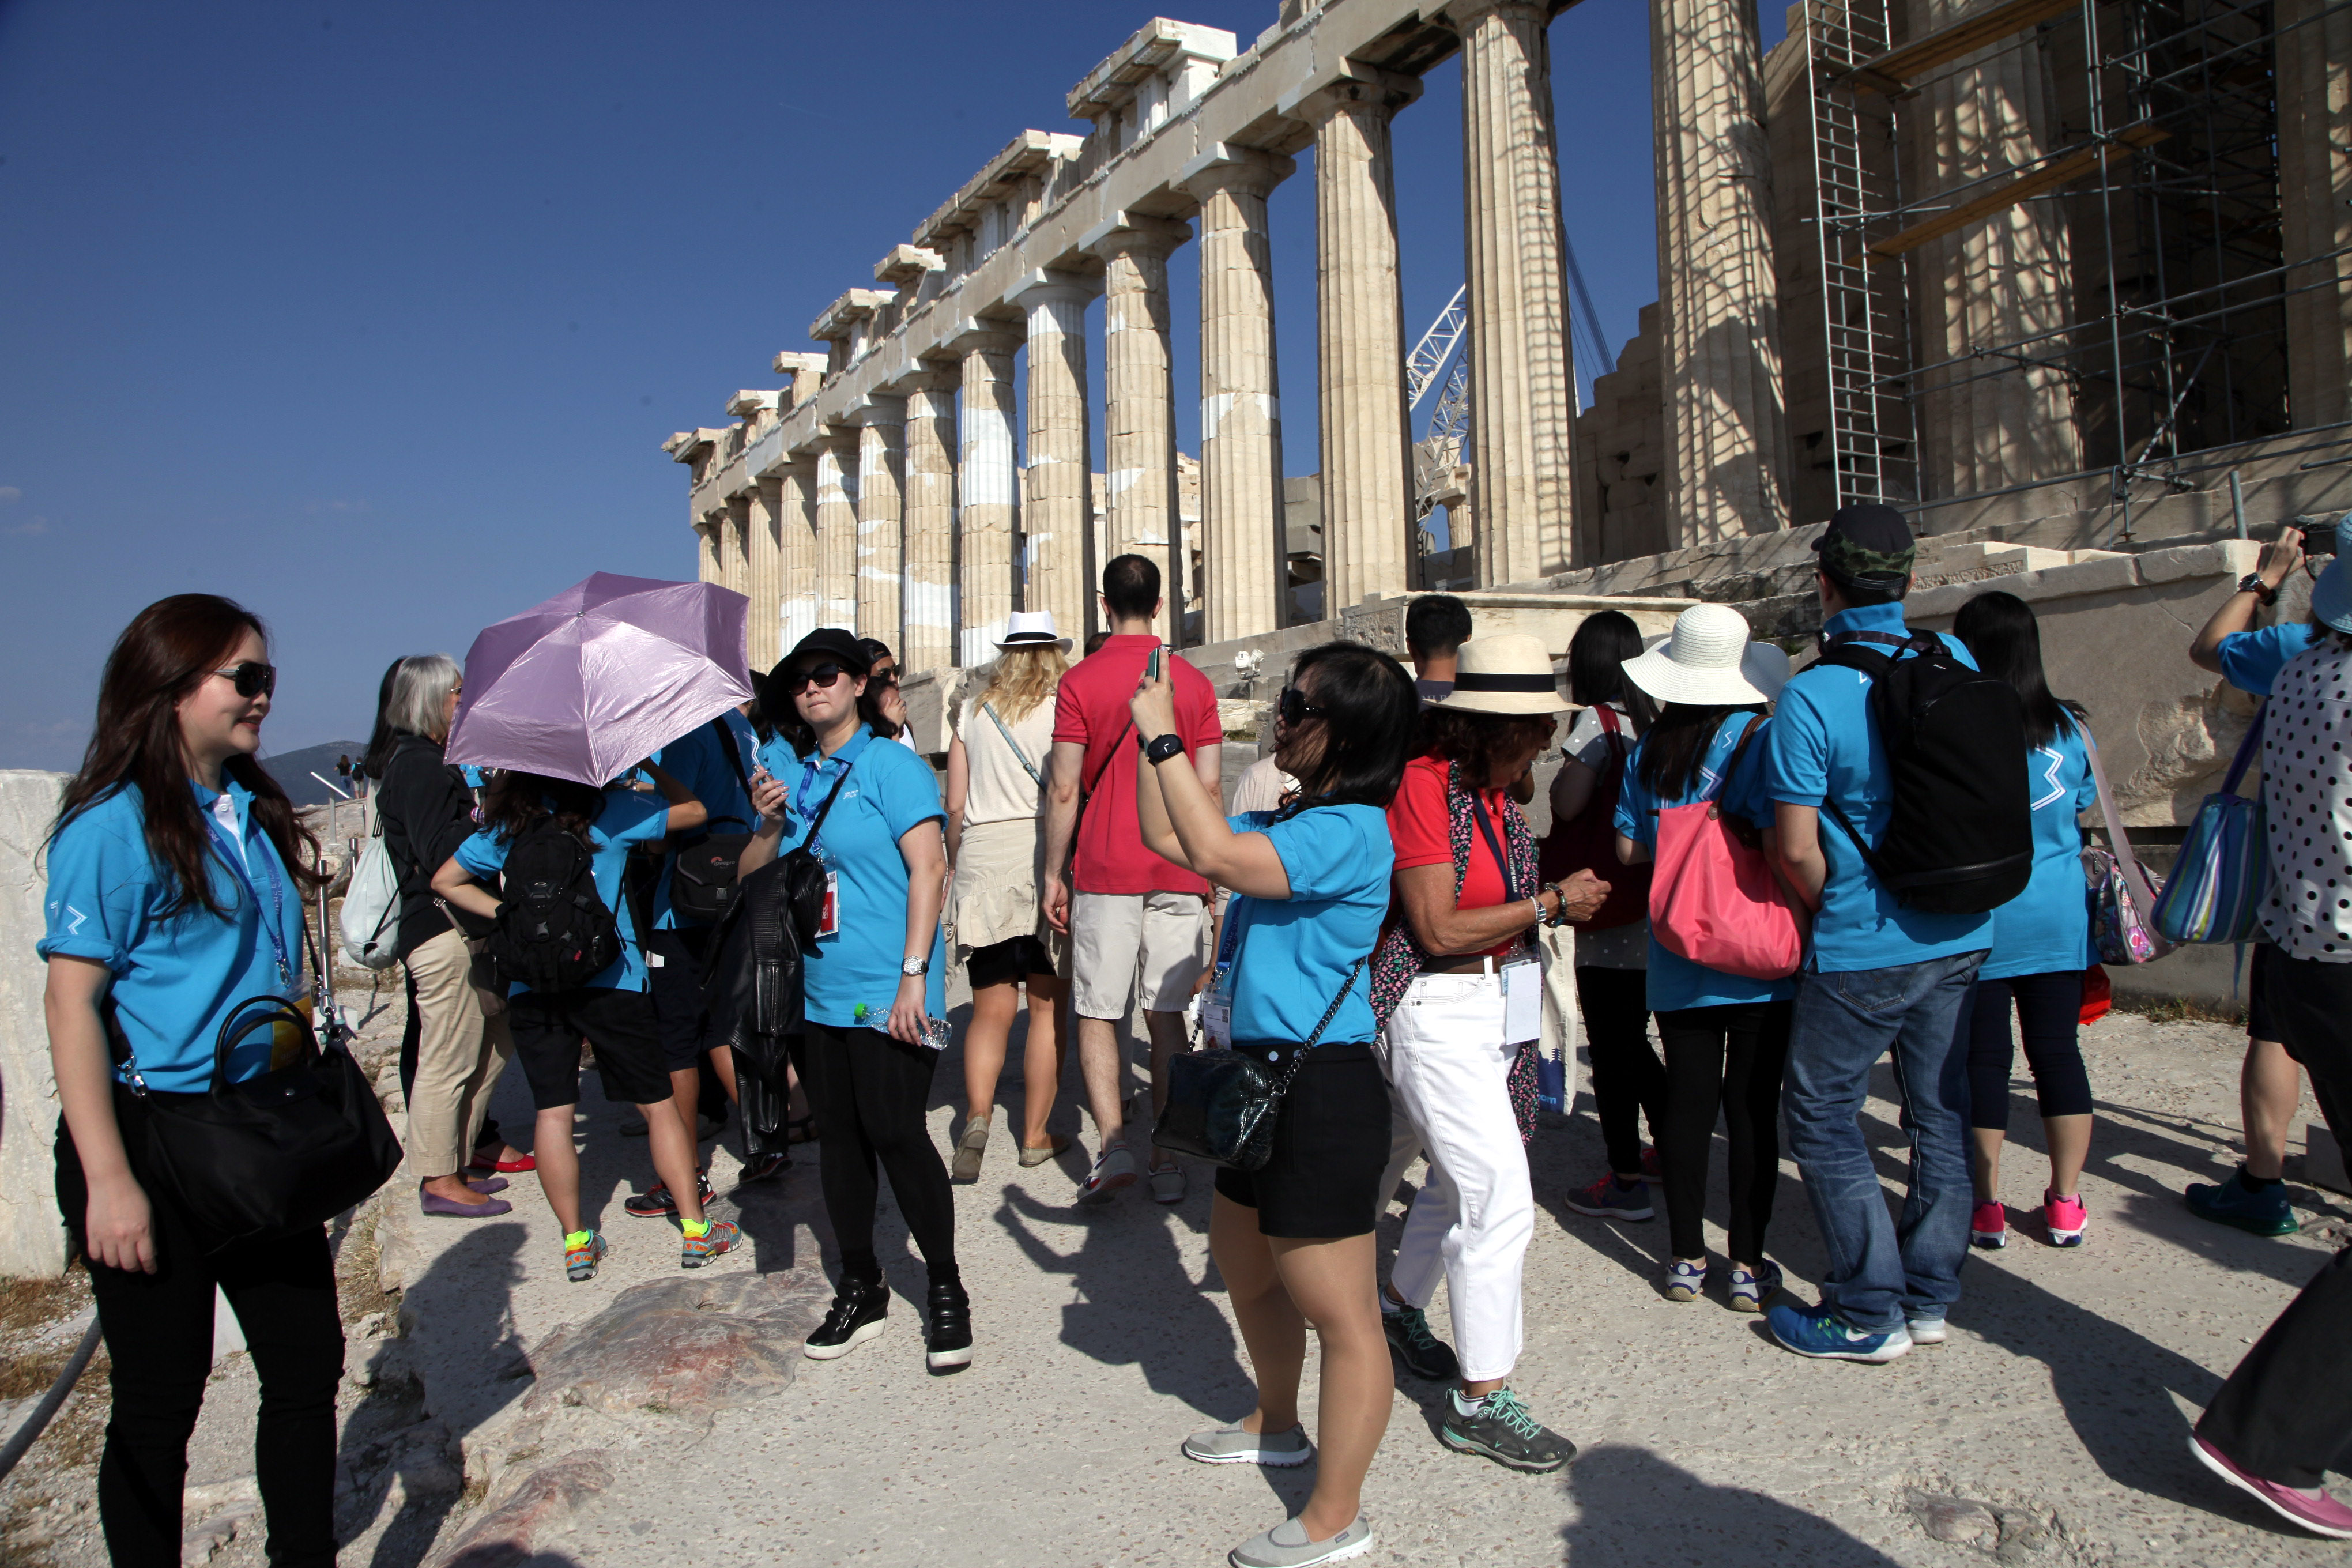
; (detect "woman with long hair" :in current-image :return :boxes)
[367,654,525,1219]
[1133,640,1417,1568]
[1950,590,2100,1248]
[943,612,1072,1180]
[41,594,340,1566]
[741,628,962,1370]
[1610,604,1796,1310]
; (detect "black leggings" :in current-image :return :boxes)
[1962,971,2091,1131]
[1576,966,1665,1175]
[1656,1001,1792,1263]
[792,1022,958,1283]
[56,1109,344,1568]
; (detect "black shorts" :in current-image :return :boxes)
[644,926,719,1071]
[966,934,1058,990]
[1211,1042,1390,1239]
[2248,941,2279,1041]
[508,986,671,1110]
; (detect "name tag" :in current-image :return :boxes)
[817,871,840,939]
[1502,958,1541,1046]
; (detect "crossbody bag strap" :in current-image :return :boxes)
[1268,953,1371,1096]
[1082,716,1137,798]
[981,702,1045,787]
[801,764,855,858]
[2219,701,2267,797]
[2081,724,2152,888]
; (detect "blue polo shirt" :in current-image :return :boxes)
[650,709,760,930]
[759,726,947,1028]
[1982,722,2098,981]
[2218,622,2323,698]
[39,780,308,1094]
[1766,603,1995,973]
[1615,714,1796,1012]
[453,789,671,993]
[1224,803,1392,1046]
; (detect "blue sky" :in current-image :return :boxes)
[0,0,1729,771]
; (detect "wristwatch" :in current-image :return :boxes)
[900,957,928,977]
[2238,572,2279,606]
[1143,733,1188,767]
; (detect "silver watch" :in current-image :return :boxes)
[900,957,928,977]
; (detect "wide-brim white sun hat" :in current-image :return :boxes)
[994,610,1071,650]
[1742,639,1792,702]
[1433,632,1571,716]
[1621,603,1770,706]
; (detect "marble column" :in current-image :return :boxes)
[1653,0,1789,544]
[779,453,822,656]
[724,496,753,605]
[1084,220,1191,643]
[695,519,720,586]
[1010,270,1099,642]
[745,479,784,672]
[1296,74,1421,617]
[2279,0,2351,429]
[815,428,860,632]
[1451,0,1575,585]
[954,325,1023,665]
[851,398,907,649]
[901,364,960,674]
[1182,148,1294,643]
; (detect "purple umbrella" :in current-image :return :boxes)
[446,573,753,787]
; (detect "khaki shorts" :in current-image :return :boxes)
[1071,890,1208,1019]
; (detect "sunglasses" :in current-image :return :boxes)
[1277,687,1328,728]
[212,661,277,699]
[871,666,900,688]
[782,662,849,696]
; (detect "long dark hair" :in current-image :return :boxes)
[360,656,407,779]
[49,595,323,918]
[1954,591,2083,747]
[481,770,606,845]
[1569,610,1643,707]
[1637,703,1766,800]
[764,644,900,759]
[1278,642,1418,816]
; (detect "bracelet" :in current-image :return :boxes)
[1529,896,1544,926]
[1543,880,1565,927]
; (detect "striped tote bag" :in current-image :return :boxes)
[2151,704,2271,944]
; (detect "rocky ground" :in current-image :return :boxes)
[5,978,2351,1568]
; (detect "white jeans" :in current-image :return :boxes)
[1384,970,1536,1383]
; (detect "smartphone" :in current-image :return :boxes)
[1146,643,1163,680]
[2302,522,2338,557]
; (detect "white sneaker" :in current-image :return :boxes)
[1078,1141,1137,1204]
[1906,1315,1949,1346]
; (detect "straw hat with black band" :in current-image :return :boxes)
[993,610,1071,650]
[1431,633,1572,717]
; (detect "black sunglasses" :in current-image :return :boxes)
[1277,687,1328,728]
[782,662,849,696]
[212,661,277,699]
[871,666,900,688]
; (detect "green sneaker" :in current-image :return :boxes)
[680,1218,741,1268]
[2185,1170,2298,1237]
[1438,1386,1577,1473]
[1381,1303,1460,1382]
[564,1230,606,1283]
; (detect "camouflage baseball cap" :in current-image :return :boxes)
[1813,504,1916,591]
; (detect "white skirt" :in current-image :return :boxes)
[948,817,1063,963]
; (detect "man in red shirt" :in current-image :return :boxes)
[1042,554,1223,1205]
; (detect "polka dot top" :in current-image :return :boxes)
[2260,639,2352,960]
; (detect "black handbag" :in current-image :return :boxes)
[110,992,403,1253]
[667,718,759,924]
[1151,955,1367,1172]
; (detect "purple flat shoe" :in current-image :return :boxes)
[420,1185,513,1219]
[467,1177,510,1196]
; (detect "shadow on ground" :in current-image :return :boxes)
[1562,1444,1907,1564]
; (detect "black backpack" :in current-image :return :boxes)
[1811,630,2033,915]
[487,816,621,992]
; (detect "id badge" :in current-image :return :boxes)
[1202,966,1235,1050]
[1502,958,1541,1046]
[817,870,840,939]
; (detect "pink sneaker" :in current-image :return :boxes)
[2042,1190,2087,1247]
[2191,1433,2352,1539]
[1970,1199,2007,1249]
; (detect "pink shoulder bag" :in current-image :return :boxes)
[1649,717,1803,981]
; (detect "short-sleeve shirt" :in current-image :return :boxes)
[1387,753,1520,962]
[1615,713,1792,1011]
[758,726,949,1027]
[455,789,671,993]
[1223,803,1392,1045]
[2259,642,2352,960]
[1765,603,1995,973]
[2219,622,2325,699]
[40,779,309,1094]
[650,709,761,930]
[1053,635,1220,896]
[1982,722,2098,979]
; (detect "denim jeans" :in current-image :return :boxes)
[1782,950,1984,1331]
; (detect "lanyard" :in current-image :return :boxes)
[1469,794,1520,903]
[203,809,296,993]
[793,729,873,823]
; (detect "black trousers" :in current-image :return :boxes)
[56,1109,345,1568]
[1962,971,2092,1131]
[791,1022,957,1281]
[1576,966,1665,1175]
[1655,1001,1792,1263]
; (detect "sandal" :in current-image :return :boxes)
[1017,1134,1072,1168]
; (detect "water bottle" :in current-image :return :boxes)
[921,1015,953,1052]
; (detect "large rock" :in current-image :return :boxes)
[0,770,71,1277]
[520,1271,827,1424]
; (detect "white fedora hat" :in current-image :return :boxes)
[994,611,1070,650]
[1621,604,1771,706]
[1433,633,1570,716]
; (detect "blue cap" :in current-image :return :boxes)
[2310,514,2352,633]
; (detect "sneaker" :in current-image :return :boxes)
[1640,1145,1663,1182]
[563,1230,606,1283]
[950,1114,990,1184]
[804,1275,889,1360]
[1728,1261,1782,1314]
[1906,1314,1948,1346]
[924,1276,973,1373]
[1229,1513,1372,1568]
[1077,1141,1137,1204]
[2190,1432,2352,1539]
[1438,1386,1577,1473]
[624,1174,715,1218]
[2042,1190,2087,1247]
[736,1151,791,1185]
[1663,1257,1708,1303]
[1562,1173,1653,1222]
[1182,1420,1315,1468]
[1970,1198,2008,1249]
[2185,1169,2298,1236]
[679,1218,740,1268]
[1381,1302,1460,1382]
[1766,1301,1912,1363]
[1149,1163,1188,1205]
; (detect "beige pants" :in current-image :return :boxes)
[403,925,515,1177]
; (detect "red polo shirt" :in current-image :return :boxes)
[1053,635,1221,896]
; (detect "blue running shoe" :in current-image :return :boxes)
[1562,1172,1654,1222]
[1766,1301,1912,1363]
[2185,1170,2297,1237]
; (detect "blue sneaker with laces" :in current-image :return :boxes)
[1766,1300,1912,1363]
[2185,1169,2298,1237]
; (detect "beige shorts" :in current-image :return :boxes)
[1071,890,1208,1019]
